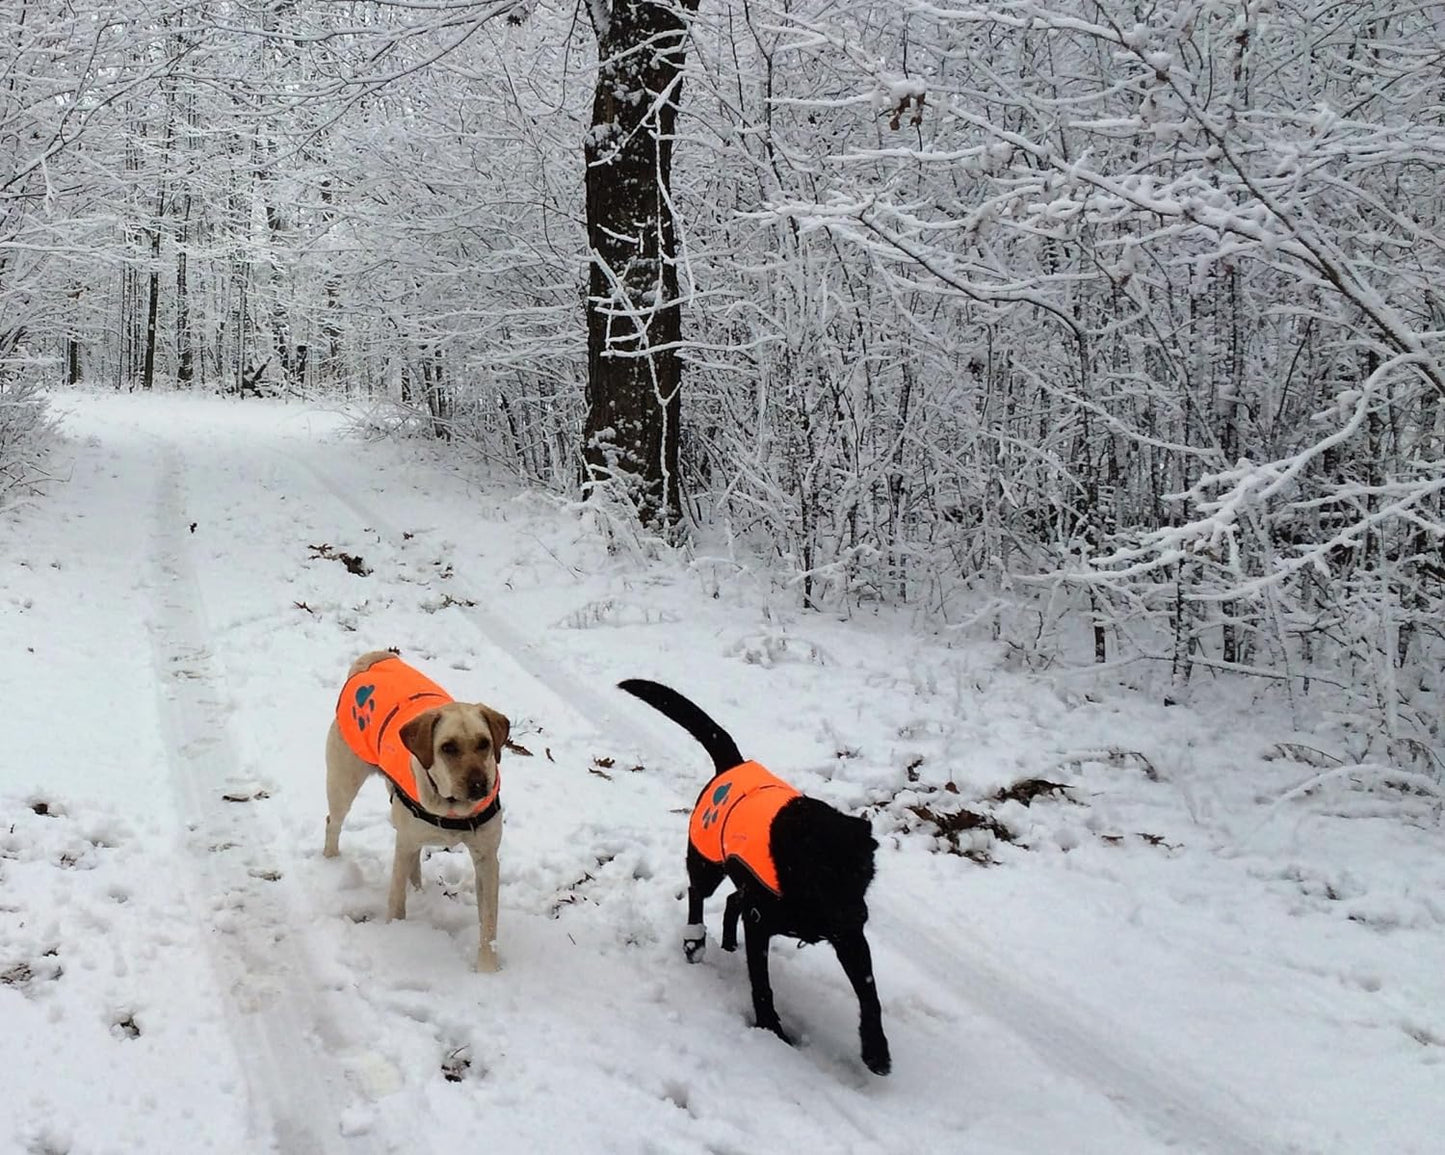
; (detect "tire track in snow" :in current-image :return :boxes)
[146,444,385,1155]
[872,907,1313,1155]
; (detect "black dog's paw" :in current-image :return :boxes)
[719,930,737,952]
[683,925,707,963]
[862,1032,891,1076]
[756,1016,793,1046]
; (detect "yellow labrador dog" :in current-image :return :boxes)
[324,650,509,972]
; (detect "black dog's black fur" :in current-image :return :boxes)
[619,678,890,1076]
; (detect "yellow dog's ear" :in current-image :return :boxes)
[478,705,511,761]
[399,709,441,769]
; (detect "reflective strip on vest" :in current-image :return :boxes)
[335,656,491,814]
[688,761,800,895]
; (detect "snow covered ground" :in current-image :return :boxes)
[2,389,1442,1154]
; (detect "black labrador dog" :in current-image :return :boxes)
[619,679,890,1075]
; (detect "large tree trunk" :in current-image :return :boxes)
[582,0,697,529]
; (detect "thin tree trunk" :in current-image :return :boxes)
[141,223,162,390]
[176,194,193,388]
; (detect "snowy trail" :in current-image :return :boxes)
[145,443,385,1153]
[5,391,1440,1154]
[158,399,1177,1151]
[871,908,1296,1155]
[133,401,943,1153]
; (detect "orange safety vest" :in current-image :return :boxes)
[689,761,800,895]
[335,656,499,818]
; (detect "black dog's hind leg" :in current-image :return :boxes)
[744,912,791,1044]
[685,844,725,963]
[721,892,743,951]
[833,930,891,1075]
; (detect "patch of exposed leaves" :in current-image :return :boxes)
[992,778,1071,805]
[308,543,371,576]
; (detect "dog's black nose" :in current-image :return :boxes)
[467,774,488,798]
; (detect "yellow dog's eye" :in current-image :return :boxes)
[440,740,460,757]
[476,738,490,753]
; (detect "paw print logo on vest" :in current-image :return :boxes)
[700,781,732,830]
[351,684,377,732]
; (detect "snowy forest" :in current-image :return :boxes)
[4,0,1443,769]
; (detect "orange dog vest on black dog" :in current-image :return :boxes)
[689,761,800,894]
[336,656,499,819]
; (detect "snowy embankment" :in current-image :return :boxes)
[1,390,1441,1154]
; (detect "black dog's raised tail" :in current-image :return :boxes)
[618,679,745,773]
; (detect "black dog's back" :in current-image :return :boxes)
[617,678,744,773]
[772,797,878,941]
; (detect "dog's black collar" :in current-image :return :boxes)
[389,783,501,831]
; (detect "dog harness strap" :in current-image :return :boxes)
[389,783,502,831]
[688,761,800,895]
[336,657,498,820]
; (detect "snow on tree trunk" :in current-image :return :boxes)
[582,0,698,529]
